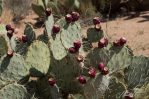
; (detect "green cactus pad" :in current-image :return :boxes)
[68,94,85,99]
[0,83,30,99]
[82,38,92,52]
[0,36,8,58]
[0,54,28,83]
[34,76,61,99]
[56,17,66,28]
[107,46,133,73]
[25,41,50,76]
[0,24,7,34]
[134,83,149,99]
[37,0,48,8]
[85,48,111,68]
[45,14,54,37]
[0,80,6,89]
[47,1,61,16]
[10,36,18,52]
[24,23,36,44]
[124,56,149,89]
[49,33,67,60]
[104,77,126,99]
[49,54,82,93]
[87,28,104,43]
[61,22,82,49]
[50,85,62,99]
[11,24,36,55]
[83,74,109,99]
[32,3,45,17]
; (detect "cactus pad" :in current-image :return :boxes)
[32,3,45,17]
[24,23,36,44]
[11,24,36,55]
[87,28,104,43]
[0,24,7,34]
[68,94,85,99]
[85,48,111,68]
[0,83,30,99]
[124,56,149,89]
[49,32,67,60]
[25,41,50,76]
[134,83,149,99]
[107,46,133,73]
[83,74,109,99]
[61,22,82,49]
[104,77,126,99]
[49,54,82,93]
[0,36,8,58]
[0,54,28,83]
[45,14,54,37]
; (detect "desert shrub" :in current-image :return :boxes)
[4,0,32,21]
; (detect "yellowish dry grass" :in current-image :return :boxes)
[1,8,13,24]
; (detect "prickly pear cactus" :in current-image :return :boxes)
[83,74,109,99]
[49,54,82,93]
[87,28,104,43]
[10,23,36,55]
[107,46,133,73]
[125,56,149,89]
[0,4,148,98]
[104,77,126,99]
[0,54,28,83]
[45,14,54,37]
[32,3,45,17]
[0,83,30,99]
[25,40,50,76]
[134,83,149,99]
[0,35,8,58]
[0,24,7,34]
[85,48,111,68]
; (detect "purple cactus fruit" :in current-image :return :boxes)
[113,40,121,47]
[77,55,84,62]
[101,67,109,75]
[119,37,127,46]
[124,91,134,99]
[52,25,60,34]
[88,68,96,78]
[5,24,12,31]
[77,76,86,84]
[93,17,101,25]
[22,35,28,43]
[95,24,101,31]
[46,8,52,16]
[74,40,81,50]
[98,62,105,71]
[98,38,108,48]
[65,14,73,23]
[7,50,13,57]
[69,47,77,54]
[71,11,80,22]
[48,78,56,86]
[7,30,13,39]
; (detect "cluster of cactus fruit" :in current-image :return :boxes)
[0,0,149,99]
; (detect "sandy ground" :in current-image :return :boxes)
[102,11,149,56]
